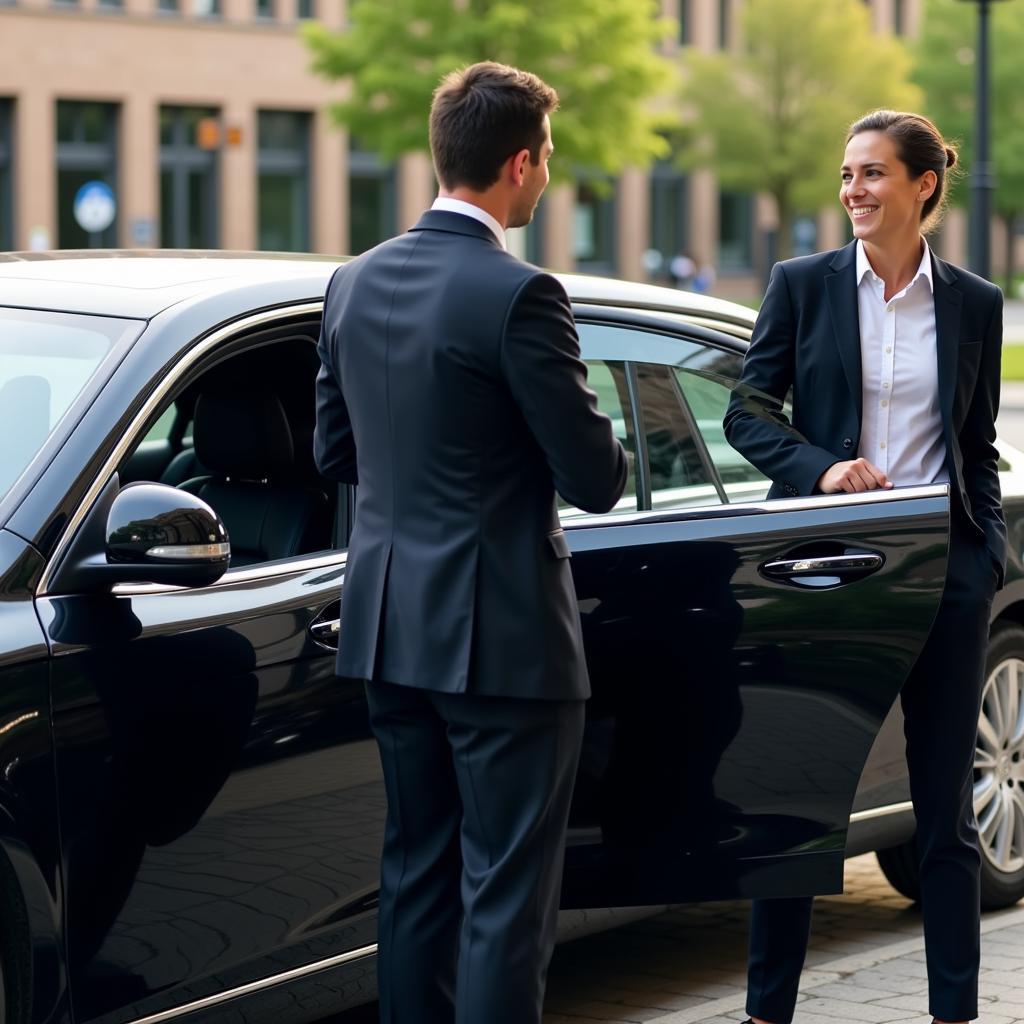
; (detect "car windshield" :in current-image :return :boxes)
[0,307,142,504]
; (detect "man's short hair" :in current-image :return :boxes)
[429,62,558,192]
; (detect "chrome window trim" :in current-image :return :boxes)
[561,483,950,531]
[848,801,915,825]
[36,302,324,598]
[125,943,376,1024]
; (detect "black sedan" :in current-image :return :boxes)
[0,252,1022,1024]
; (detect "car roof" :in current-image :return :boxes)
[0,250,757,331]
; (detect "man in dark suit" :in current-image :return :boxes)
[314,62,628,1024]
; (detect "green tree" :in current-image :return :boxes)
[913,0,1024,292]
[679,0,921,260]
[304,0,677,179]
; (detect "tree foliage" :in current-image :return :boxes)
[913,0,1024,286]
[679,0,921,258]
[304,0,678,179]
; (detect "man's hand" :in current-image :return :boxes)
[817,459,893,494]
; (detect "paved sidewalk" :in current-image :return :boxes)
[543,855,1024,1024]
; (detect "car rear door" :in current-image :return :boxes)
[560,315,948,908]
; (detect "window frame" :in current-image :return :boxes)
[37,303,347,598]
[575,307,761,514]
[55,100,120,248]
[257,109,312,252]
[0,99,11,251]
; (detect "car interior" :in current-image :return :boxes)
[120,329,341,568]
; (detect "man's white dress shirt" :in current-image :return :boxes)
[855,240,948,487]
[431,197,507,251]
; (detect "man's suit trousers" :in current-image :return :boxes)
[746,515,998,1024]
[366,680,585,1024]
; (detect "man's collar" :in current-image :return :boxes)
[856,238,934,293]
[430,197,507,250]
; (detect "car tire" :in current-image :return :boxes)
[875,621,1024,911]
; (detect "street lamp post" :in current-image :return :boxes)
[957,0,1011,282]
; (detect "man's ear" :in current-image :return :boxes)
[510,148,530,185]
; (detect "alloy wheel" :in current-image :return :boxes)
[974,656,1024,873]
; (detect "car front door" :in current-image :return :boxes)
[560,316,949,908]
[33,312,383,1024]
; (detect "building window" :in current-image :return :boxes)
[649,160,688,284]
[56,101,119,248]
[159,106,219,249]
[348,142,396,254]
[0,100,12,250]
[792,215,818,258]
[97,0,123,10]
[573,178,617,274]
[296,0,313,17]
[718,0,730,47]
[257,111,310,252]
[718,190,753,272]
[157,0,180,12]
[194,0,221,15]
[255,0,274,17]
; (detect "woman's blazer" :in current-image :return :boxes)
[723,240,1006,584]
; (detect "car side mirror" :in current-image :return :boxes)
[50,476,231,593]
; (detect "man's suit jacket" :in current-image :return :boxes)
[723,241,1006,583]
[314,210,628,700]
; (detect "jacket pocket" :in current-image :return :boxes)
[547,529,571,559]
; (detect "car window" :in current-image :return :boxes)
[672,363,771,504]
[116,333,339,568]
[560,359,639,519]
[0,308,142,504]
[633,362,721,511]
[141,404,178,444]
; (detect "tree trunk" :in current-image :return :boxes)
[1004,211,1018,298]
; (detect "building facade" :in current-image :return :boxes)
[0,0,1014,296]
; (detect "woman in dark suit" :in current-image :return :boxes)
[724,110,1005,1024]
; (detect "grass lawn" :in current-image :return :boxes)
[1004,345,1024,381]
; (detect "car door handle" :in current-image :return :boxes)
[309,611,340,651]
[761,553,884,580]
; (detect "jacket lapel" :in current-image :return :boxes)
[932,255,963,433]
[825,243,863,427]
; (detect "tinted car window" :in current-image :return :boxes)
[560,359,638,519]
[633,362,721,511]
[672,363,770,504]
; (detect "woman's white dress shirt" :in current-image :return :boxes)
[855,239,949,487]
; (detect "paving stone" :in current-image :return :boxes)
[531,854,1024,1024]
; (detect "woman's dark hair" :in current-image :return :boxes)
[847,109,960,232]
[429,62,558,192]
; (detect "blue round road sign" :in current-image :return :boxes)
[74,181,116,234]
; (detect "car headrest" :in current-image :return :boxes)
[192,392,294,480]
